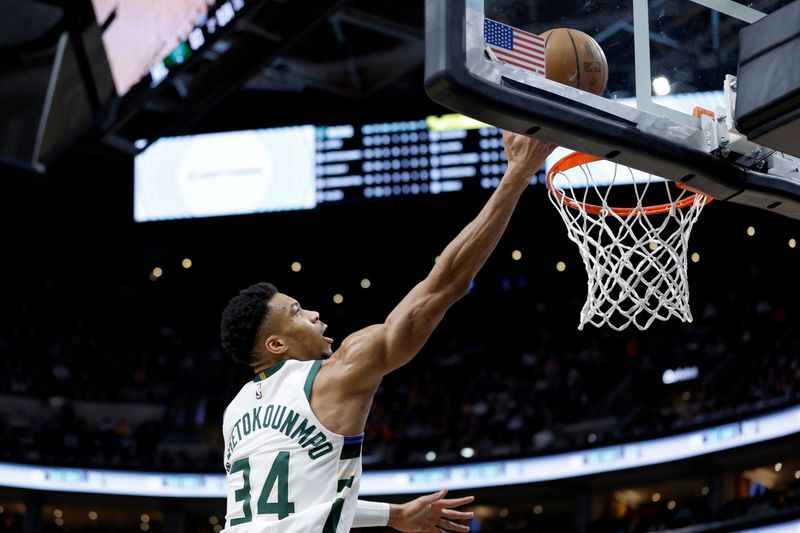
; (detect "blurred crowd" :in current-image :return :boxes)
[0,256,798,472]
[1,481,796,533]
[590,485,800,533]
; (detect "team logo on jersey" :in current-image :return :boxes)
[256,382,263,400]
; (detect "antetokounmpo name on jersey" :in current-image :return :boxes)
[226,403,334,461]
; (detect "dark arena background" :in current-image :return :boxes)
[2,0,800,532]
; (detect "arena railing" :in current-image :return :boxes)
[0,404,798,497]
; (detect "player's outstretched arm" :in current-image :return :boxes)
[336,132,555,390]
[355,489,475,531]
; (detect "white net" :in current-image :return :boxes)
[547,153,711,331]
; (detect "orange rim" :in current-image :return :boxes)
[546,152,713,216]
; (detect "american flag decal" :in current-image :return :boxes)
[484,18,546,76]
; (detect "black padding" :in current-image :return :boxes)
[735,0,800,146]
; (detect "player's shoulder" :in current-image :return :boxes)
[223,360,320,420]
[317,324,386,383]
[325,324,385,364]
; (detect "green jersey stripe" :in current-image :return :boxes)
[322,497,344,533]
[340,443,361,459]
[337,476,354,492]
[303,360,323,400]
[253,360,287,383]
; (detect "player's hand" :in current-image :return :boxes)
[388,488,474,532]
[503,130,556,174]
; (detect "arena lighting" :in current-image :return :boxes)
[152,267,163,278]
[333,294,344,304]
[747,520,800,533]
[691,252,701,263]
[1,404,799,497]
[511,250,522,260]
[425,451,437,462]
[533,505,543,515]
[662,366,700,385]
[775,462,783,472]
[54,509,63,517]
[140,514,150,523]
[747,226,756,236]
[360,278,371,289]
[460,447,476,458]
[55,518,64,526]
[668,500,676,510]
[425,113,488,131]
[790,239,796,249]
[141,523,150,531]
[498,508,509,517]
[556,261,566,272]
[88,511,97,520]
[795,471,800,479]
[291,262,302,272]
[182,258,192,269]
[652,76,671,96]
[652,492,662,502]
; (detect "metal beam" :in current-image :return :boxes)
[330,18,362,93]
[336,7,423,42]
[156,0,353,135]
[363,42,423,96]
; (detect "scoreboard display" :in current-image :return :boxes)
[134,114,510,222]
[315,116,508,205]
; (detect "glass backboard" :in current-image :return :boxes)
[425,0,800,219]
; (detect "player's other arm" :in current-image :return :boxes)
[356,489,474,531]
[338,132,555,388]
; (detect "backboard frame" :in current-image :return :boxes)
[424,0,800,220]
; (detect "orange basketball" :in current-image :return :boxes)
[540,28,608,96]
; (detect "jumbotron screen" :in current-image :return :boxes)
[134,114,508,222]
[134,126,317,222]
[92,0,250,96]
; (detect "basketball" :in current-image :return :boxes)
[540,28,608,95]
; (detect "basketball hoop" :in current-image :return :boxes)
[546,152,713,331]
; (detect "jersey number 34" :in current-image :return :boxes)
[230,451,295,525]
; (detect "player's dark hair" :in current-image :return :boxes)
[220,282,278,365]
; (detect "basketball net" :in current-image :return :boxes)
[546,152,712,331]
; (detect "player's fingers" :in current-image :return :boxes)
[542,142,557,155]
[423,487,448,502]
[439,495,474,508]
[441,509,474,520]
[437,518,470,532]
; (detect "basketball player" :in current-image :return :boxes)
[219,131,556,531]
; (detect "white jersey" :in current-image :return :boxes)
[221,359,363,533]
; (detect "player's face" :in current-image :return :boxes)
[269,293,334,360]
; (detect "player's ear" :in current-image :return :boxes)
[264,335,287,355]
